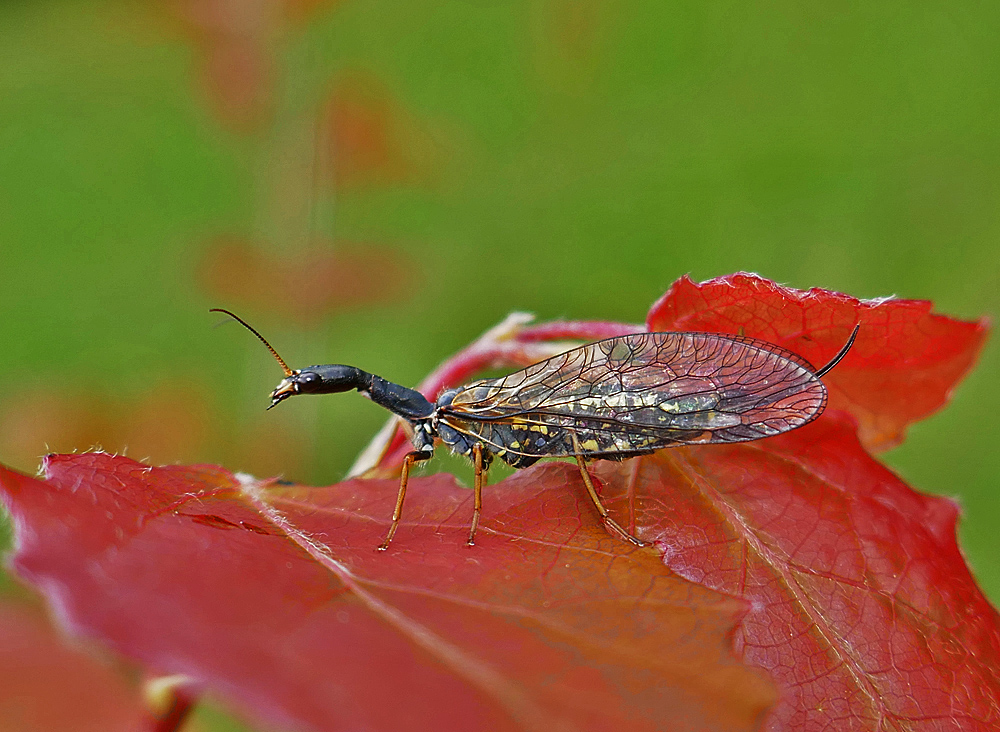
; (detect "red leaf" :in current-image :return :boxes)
[591,413,1000,730]
[199,237,414,323]
[646,273,989,452]
[326,75,408,189]
[341,274,998,731]
[319,71,446,191]
[2,274,993,731]
[165,0,276,132]
[0,600,145,732]
[163,0,346,132]
[1,454,774,732]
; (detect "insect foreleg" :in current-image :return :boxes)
[378,450,433,551]
[570,434,648,547]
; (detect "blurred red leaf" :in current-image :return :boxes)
[199,237,414,323]
[0,455,774,732]
[321,72,445,191]
[1,274,994,731]
[165,0,277,132]
[0,600,145,732]
[164,0,342,132]
[326,76,408,189]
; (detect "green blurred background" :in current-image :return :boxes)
[1,0,997,728]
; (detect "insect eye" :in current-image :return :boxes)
[297,372,321,389]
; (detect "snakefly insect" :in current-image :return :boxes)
[211,309,859,550]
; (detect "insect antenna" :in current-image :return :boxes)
[815,324,860,378]
[210,308,294,377]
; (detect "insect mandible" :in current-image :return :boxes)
[212,309,859,550]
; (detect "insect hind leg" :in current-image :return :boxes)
[570,434,648,547]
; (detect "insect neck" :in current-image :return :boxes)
[358,371,436,422]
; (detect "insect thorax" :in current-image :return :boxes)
[433,420,482,460]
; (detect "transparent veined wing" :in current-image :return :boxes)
[439,332,827,458]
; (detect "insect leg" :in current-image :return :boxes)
[467,443,487,546]
[378,451,430,551]
[570,434,648,547]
